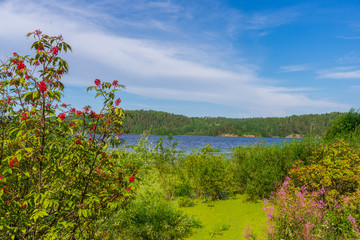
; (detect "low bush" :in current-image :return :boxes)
[97,170,201,239]
[179,145,237,200]
[178,197,196,208]
[232,137,319,200]
[290,139,360,198]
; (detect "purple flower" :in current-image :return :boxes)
[348,214,357,228]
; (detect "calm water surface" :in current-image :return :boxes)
[121,134,297,154]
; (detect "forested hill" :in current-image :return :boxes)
[123,110,343,138]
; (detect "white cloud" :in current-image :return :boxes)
[318,67,360,79]
[0,0,348,117]
[279,64,309,72]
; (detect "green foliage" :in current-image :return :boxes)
[324,108,360,141]
[154,135,183,200]
[232,137,320,200]
[265,139,360,239]
[0,30,132,239]
[290,139,360,201]
[180,145,236,200]
[124,109,341,138]
[178,197,196,208]
[98,171,201,240]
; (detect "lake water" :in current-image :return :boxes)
[121,134,297,154]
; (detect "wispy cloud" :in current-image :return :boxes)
[245,7,300,30]
[279,64,309,72]
[318,67,360,79]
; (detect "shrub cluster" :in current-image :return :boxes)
[264,140,360,239]
[232,138,319,200]
[178,145,236,200]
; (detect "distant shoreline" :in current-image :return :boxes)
[219,133,303,139]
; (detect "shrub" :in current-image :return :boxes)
[232,137,319,200]
[289,139,360,200]
[180,145,236,200]
[265,140,360,239]
[0,30,133,238]
[98,171,201,239]
[178,197,196,208]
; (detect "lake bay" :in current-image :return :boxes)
[121,134,297,154]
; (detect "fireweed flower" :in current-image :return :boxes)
[129,176,135,182]
[282,181,289,186]
[348,214,357,228]
[115,98,121,106]
[94,79,101,86]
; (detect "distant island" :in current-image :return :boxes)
[124,110,342,138]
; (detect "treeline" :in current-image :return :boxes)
[123,110,343,138]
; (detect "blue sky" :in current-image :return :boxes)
[0,0,359,118]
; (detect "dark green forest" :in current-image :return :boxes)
[123,110,343,138]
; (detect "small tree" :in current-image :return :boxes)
[0,30,136,239]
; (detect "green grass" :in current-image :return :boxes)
[179,195,267,240]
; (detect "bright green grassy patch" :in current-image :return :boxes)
[180,195,267,240]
